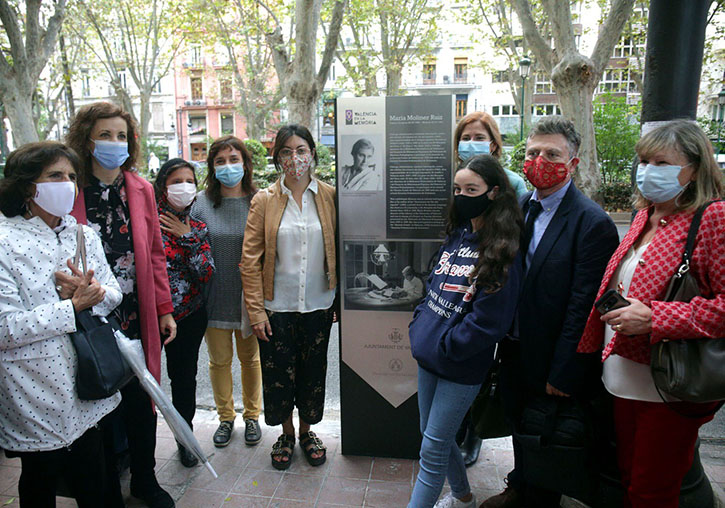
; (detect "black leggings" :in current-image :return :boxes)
[15,426,106,508]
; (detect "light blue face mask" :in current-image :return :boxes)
[636,163,690,203]
[458,140,490,161]
[215,163,245,188]
[92,140,129,170]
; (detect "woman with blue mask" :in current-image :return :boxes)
[190,136,264,450]
[454,112,528,199]
[65,102,176,508]
[578,120,724,508]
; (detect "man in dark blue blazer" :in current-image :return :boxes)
[481,118,619,508]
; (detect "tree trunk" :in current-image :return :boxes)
[138,89,152,164]
[552,53,600,197]
[386,68,402,96]
[287,81,319,128]
[4,87,38,146]
[59,33,75,118]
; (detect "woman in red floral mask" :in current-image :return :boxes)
[240,124,338,470]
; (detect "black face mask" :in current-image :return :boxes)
[454,192,491,220]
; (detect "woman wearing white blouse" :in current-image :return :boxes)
[0,142,122,506]
[241,124,337,471]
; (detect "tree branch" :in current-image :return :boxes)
[511,0,555,74]
[591,0,635,72]
[317,0,347,86]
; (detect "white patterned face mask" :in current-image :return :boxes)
[32,181,77,217]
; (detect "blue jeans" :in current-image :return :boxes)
[408,366,482,508]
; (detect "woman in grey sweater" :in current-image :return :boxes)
[191,136,263,448]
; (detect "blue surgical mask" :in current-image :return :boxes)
[458,140,490,161]
[636,163,690,203]
[215,163,245,188]
[92,140,129,170]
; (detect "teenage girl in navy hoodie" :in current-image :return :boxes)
[408,155,523,508]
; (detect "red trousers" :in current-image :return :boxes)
[613,396,715,508]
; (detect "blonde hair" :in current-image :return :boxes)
[634,120,723,211]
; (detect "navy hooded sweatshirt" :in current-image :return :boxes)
[409,224,522,385]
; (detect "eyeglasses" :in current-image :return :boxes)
[278,147,311,158]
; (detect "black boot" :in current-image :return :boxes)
[459,422,482,468]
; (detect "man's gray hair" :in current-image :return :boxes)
[527,116,581,158]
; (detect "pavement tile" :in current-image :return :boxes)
[363,480,412,507]
[329,455,373,480]
[155,436,181,460]
[467,465,504,491]
[0,455,20,468]
[231,468,283,497]
[370,458,415,483]
[268,500,315,508]
[0,465,20,495]
[220,494,271,507]
[188,461,245,493]
[317,477,368,506]
[0,496,17,506]
[156,457,199,487]
[273,473,323,501]
[175,488,227,508]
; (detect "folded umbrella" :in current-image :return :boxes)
[114,330,218,479]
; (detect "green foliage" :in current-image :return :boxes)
[697,116,725,155]
[593,94,640,185]
[244,139,268,173]
[505,139,527,178]
[598,181,633,212]
[315,144,336,185]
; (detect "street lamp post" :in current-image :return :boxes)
[519,55,532,141]
[717,84,725,159]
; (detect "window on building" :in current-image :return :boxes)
[189,114,206,136]
[423,60,436,84]
[492,70,508,84]
[190,142,207,162]
[613,35,645,58]
[329,64,336,81]
[492,105,518,116]
[219,73,233,103]
[454,57,468,83]
[190,75,203,100]
[534,72,553,94]
[220,112,234,135]
[152,103,164,131]
[597,68,637,93]
[81,71,91,97]
[455,94,468,121]
[118,70,127,91]
[533,104,561,116]
[190,45,202,67]
[152,78,162,94]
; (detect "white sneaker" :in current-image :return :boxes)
[433,492,477,508]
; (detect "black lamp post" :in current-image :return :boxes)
[716,84,725,158]
[519,55,532,140]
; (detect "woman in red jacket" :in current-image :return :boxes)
[66,102,176,508]
[577,120,724,508]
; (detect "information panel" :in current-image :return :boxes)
[336,95,455,458]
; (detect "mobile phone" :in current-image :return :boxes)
[594,289,630,314]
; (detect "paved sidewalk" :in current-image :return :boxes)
[0,408,723,507]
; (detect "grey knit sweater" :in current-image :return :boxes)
[190,192,252,329]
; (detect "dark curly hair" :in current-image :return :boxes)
[446,154,523,293]
[65,102,139,186]
[0,141,81,217]
[153,158,198,202]
[204,136,256,208]
[271,124,318,171]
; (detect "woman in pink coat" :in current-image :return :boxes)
[577,120,724,508]
[66,102,176,508]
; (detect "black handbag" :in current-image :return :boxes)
[513,396,598,504]
[650,200,725,405]
[470,347,511,439]
[69,225,133,400]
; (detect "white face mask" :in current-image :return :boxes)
[32,181,76,218]
[166,182,197,209]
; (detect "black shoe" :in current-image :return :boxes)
[460,428,482,468]
[178,444,199,468]
[244,418,262,446]
[213,420,234,448]
[130,479,175,508]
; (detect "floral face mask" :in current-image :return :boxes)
[280,151,314,181]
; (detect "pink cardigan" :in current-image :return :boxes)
[71,171,173,382]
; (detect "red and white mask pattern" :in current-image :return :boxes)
[280,152,313,181]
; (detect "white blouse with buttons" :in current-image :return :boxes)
[0,214,122,452]
[264,178,335,313]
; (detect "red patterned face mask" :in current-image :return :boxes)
[523,156,573,189]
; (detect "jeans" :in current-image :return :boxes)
[164,307,208,429]
[409,366,481,508]
[205,327,263,421]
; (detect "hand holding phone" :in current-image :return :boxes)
[594,289,630,315]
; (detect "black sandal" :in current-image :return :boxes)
[271,434,295,470]
[299,431,327,466]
